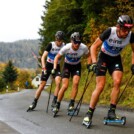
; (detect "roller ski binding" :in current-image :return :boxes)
[67,100,78,116]
[52,102,60,117]
[103,109,126,125]
[27,100,37,112]
[67,106,78,116]
[51,99,57,110]
[52,106,59,117]
[82,110,93,128]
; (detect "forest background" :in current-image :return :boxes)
[0,0,134,109]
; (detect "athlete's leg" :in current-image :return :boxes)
[53,76,62,97]
[84,51,107,121]
[90,76,106,109]
[57,78,69,102]
[51,76,61,107]
[110,70,123,105]
[108,70,123,119]
[68,75,80,110]
[53,78,69,111]
[70,75,80,100]
[83,76,106,121]
[35,81,47,99]
[27,80,46,111]
[28,68,50,111]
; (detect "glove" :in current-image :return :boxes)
[90,63,98,73]
[131,64,134,74]
[42,67,47,75]
[87,64,92,72]
[51,69,56,76]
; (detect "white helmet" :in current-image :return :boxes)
[117,15,133,28]
[70,32,81,41]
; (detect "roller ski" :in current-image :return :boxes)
[67,106,79,116]
[82,110,93,128]
[67,100,78,116]
[52,102,60,117]
[51,98,57,111]
[103,109,126,125]
[27,100,37,112]
[52,106,59,117]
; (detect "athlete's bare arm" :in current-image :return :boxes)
[86,52,92,65]
[90,37,103,63]
[41,51,48,68]
[54,53,62,69]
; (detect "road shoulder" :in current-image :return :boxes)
[0,121,20,134]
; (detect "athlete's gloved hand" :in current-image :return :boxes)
[42,67,47,75]
[131,64,134,74]
[87,64,92,72]
[90,63,98,73]
[51,69,56,76]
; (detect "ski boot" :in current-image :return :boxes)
[51,98,57,110]
[52,107,59,117]
[67,101,78,116]
[52,103,60,117]
[67,105,75,116]
[27,100,37,112]
[82,110,93,128]
[103,109,126,125]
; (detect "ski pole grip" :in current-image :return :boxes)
[51,69,56,75]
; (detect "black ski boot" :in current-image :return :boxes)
[82,110,93,128]
[27,99,37,112]
[52,102,60,117]
[107,109,117,119]
[67,100,75,116]
[51,97,57,109]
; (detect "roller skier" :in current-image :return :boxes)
[52,32,91,117]
[27,31,65,112]
[82,15,134,128]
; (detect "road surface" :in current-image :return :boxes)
[0,89,134,134]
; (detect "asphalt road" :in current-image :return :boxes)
[0,89,134,134]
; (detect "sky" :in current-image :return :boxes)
[0,0,45,42]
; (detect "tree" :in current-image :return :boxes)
[2,60,18,89]
[15,69,33,89]
[0,78,6,92]
[38,0,86,56]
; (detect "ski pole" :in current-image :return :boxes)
[75,72,94,115]
[75,71,90,116]
[69,72,94,121]
[31,48,42,68]
[117,74,133,104]
[46,76,53,113]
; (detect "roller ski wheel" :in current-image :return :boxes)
[26,101,37,112]
[51,103,57,112]
[51,105,54,112]
[67,109,79,116]
[52,107,59,118]
[103,116,126,125]
[82,120,92,129]
[27,105,35,112]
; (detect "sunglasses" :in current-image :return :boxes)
[120,26,132,33]
[73,40,81,45]
[57,39,63,43]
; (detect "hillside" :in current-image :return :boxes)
[0,39,40,69]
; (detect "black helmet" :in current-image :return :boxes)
[117,15,133,28]
[70,32,81,41]
[55,31,64,40]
